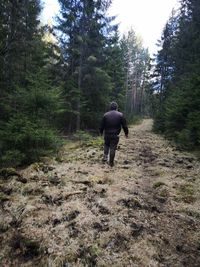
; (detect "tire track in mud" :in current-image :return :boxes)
[1,119,200,266]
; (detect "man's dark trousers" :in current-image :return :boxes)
[104,134,119,165]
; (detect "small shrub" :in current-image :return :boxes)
[73,130,103,148]
[85,137,104,148]
[74,130,92,142]
[1,151,25,167]
[0,115,61,167]
[127,115,142,125]
[175,129,193,149]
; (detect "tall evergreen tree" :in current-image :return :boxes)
[0,0,62,166]
[152,10,178,131]
[153,0,200,148]
[120,29,150,119]
[56,0,116,130]
[104,30,126,110]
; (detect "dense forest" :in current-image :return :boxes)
[0,0,150,166]
[0,0,199,167]
[153,0,200,150]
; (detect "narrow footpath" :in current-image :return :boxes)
[1,119,200,267]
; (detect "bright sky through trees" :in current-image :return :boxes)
[42,0,179,55]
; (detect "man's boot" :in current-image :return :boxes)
[109,161,114,167]
[102,154,108,163]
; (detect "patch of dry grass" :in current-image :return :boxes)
[177,183,196,203]
[153,181,166,189]
[1,119,200,267]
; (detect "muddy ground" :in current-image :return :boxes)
[0,119,200,267]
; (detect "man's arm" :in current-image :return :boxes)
[121,115,129,137]
[99,116,105,135]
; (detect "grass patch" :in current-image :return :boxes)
[0,168,20,180]
[85,137,104,148]
[0,192,11,202]
[78,244,100,266]
[180,208,200,220]
[177,183,196,203]
[58,133,103,162]
[127,115,143,125]
[73,130,103,148]
[153,181,166,189]
[22,185,44,196]
[10,234,42,259]
[88,175,113,185]
[158,188,169,198]
[152,169,165,177]
[193,150,200,160]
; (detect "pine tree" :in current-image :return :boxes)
[120,29,150,119]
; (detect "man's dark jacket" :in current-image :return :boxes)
[99,110,128,136]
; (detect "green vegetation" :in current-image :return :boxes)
[158,188,169,198]
[10,233,42,259]
[153,181,166,189]
[152,0,200,150]
[177,183,196,203]
[0,1,63,166]
[73,131,103,148]
[0,0,150,167]
[127,115,143,125]
[1,0,199,166]
[180,208,200,220]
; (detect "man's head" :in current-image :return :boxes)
[110,101,118,110]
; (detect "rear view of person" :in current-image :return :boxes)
[99,101,129,167]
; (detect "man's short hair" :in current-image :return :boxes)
[110,101,118,110]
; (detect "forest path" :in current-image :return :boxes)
[1,119,200,266]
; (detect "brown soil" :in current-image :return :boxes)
[0,119,200,267]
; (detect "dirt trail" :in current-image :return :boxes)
[1,119,200,267]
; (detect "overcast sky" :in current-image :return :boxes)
[42,0,179,55]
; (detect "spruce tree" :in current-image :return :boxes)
[104,30,126,110]
[153,0,200,149]
[56,0,116,130]
[0,0,62,166]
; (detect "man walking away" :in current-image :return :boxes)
[99,101,129,167]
